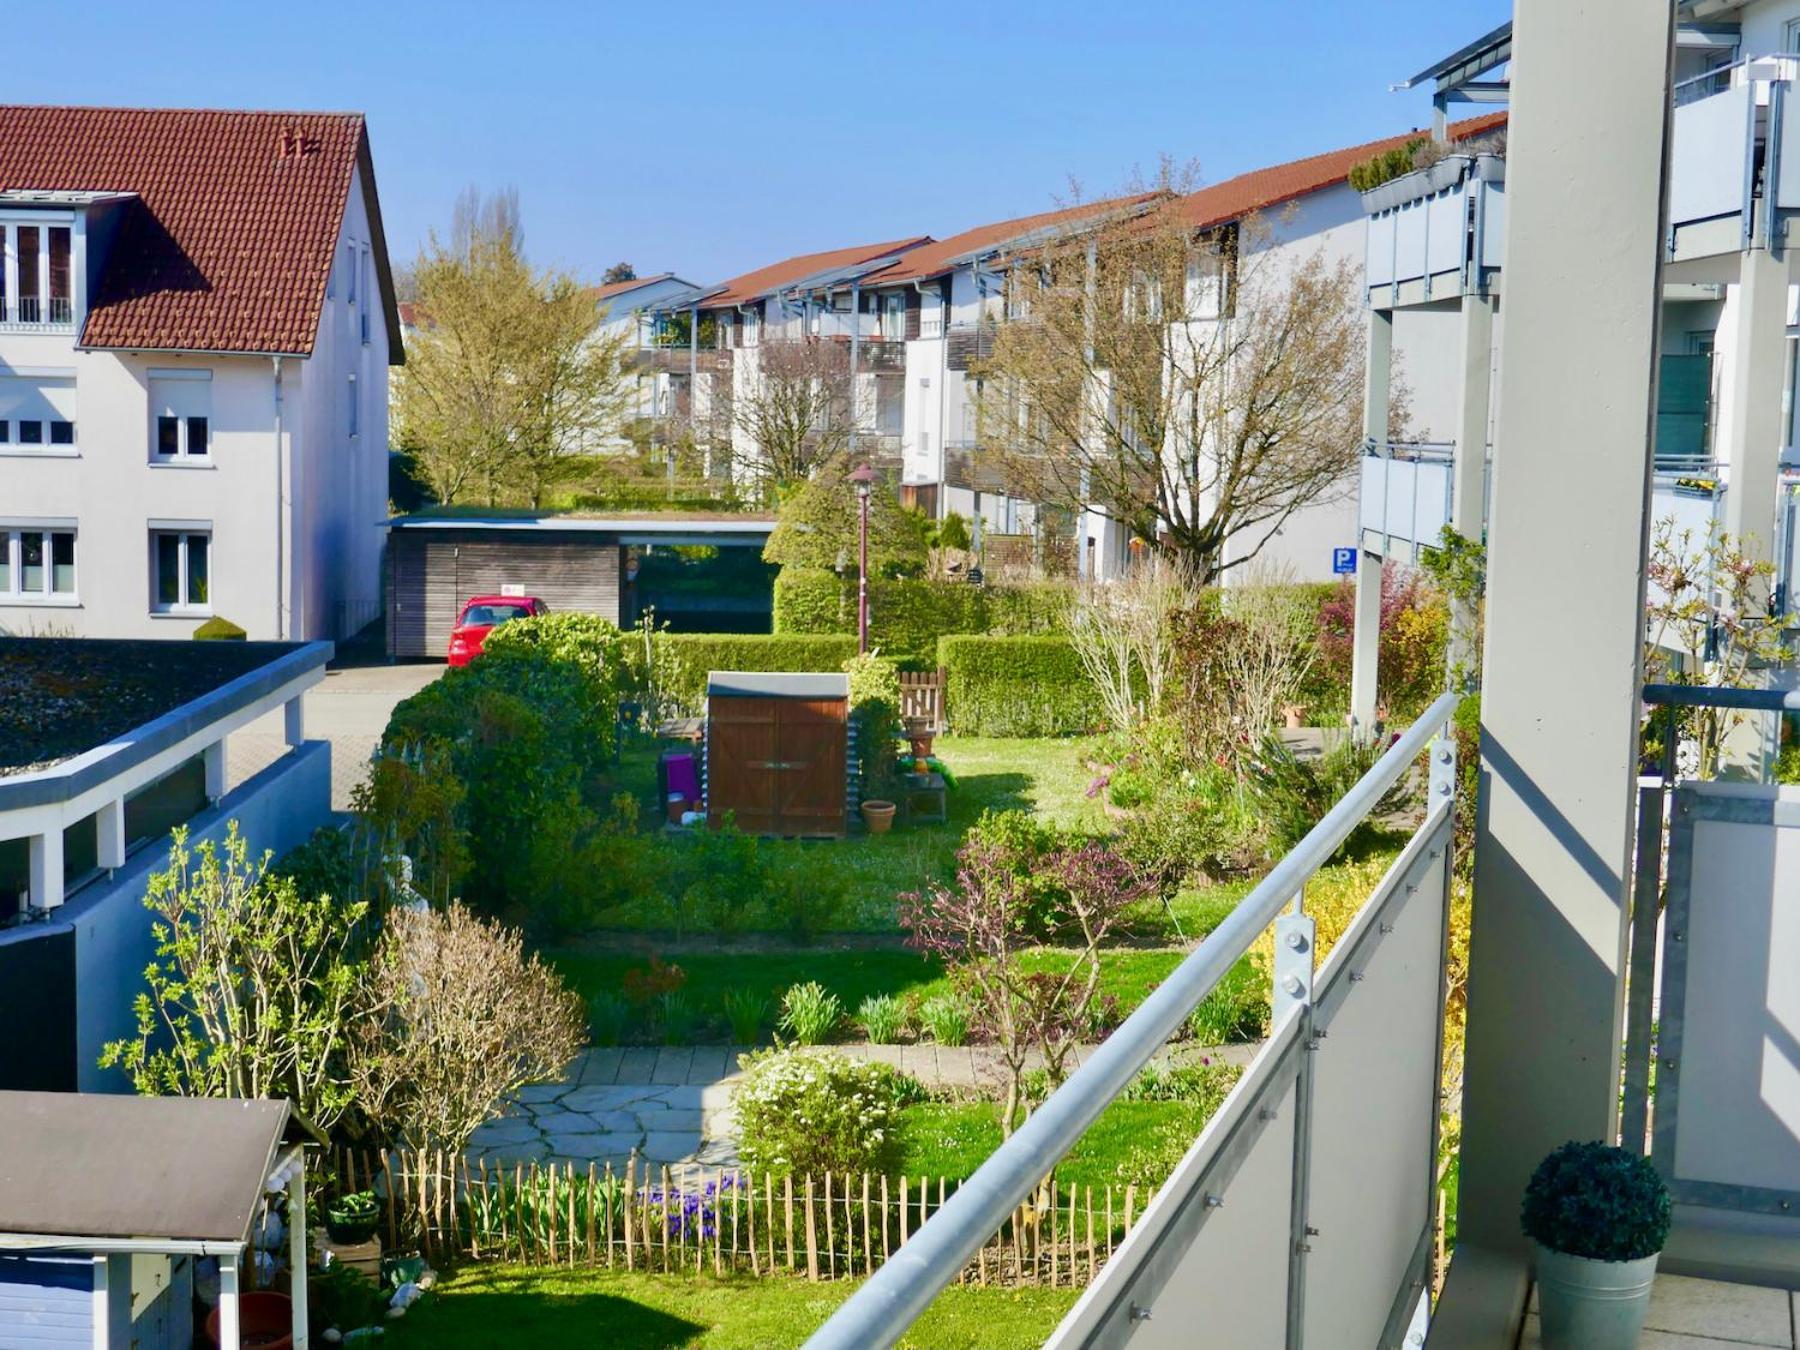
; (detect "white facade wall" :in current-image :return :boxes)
[0,167,392,641]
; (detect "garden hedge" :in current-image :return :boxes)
[937,635,1100,737]
[775,568,1071,669]
[663,633,860,709]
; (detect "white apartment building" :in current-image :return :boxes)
[0,106,401,642]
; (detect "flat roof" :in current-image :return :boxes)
[0,639,331,806]
[0,1091,290,1248]
[389,511,775,535]
[708,671,849,700]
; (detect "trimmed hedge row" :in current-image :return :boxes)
[663,633,860,709]
[937,634,1100,737]
[774,567,1071,669]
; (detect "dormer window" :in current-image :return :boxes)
[2,222,74,326]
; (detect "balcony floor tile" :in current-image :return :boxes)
[1521,1272,1795,1348]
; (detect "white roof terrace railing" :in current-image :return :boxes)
[806,692,1462,1350]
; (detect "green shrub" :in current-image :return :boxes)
[1122,1059,1243,1114]
[382,650,616,916]
[1186,956,1270,1044]
[762,470,929,578]
[191,615,247,641]
[588,992,629,1047]
[666,817,772,938]
[732,1047,903,1176]
[961,808,1071,937]
[845,652,904,799]
[775,568,1070,669]
[479,611,631,699]
[769,870,852,942]
[938,635,1099,736]
[1521,1140,1670,1261]
[659,991,697,1046]
[779,981,844,1045]
[857,994,908,1044]
[662,633,859,711]
[1118,766,1263,892]
[1347,137,1429,193]
[723,990,770,1045]
[1246,734,1414,858]
[918,994,972,1046]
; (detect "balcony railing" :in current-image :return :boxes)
[807,694,1462,1350]
[1362,154,1505,307]
[1358,441,1458,562]
[1667,53,1800,259]
[946,320,999,372]
[0,296,76,333]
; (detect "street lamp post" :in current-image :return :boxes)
[850,462,875,654]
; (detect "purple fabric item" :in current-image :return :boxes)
[665,753,699,800]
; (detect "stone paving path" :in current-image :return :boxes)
[467,1040,1259,1173]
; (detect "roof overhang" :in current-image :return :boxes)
[0,189,136,207]
[1396,21,1513,97]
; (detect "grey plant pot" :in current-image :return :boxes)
[1534,1243,1660,1349]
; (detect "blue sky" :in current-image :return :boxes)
[11,0,1502,285]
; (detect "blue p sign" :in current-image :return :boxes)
[1332,547,1357,575]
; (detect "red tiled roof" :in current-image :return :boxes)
[866,194,1166,286]
[1173,112,1508,230]
[0,105,400,359]
[588,272,674,303]
[699,237,932,310]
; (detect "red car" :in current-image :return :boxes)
[446,594,548,667]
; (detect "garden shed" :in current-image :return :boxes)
[704,672,851,838]
[0,1092,307,1350]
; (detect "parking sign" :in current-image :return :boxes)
[1332,547,1357,575]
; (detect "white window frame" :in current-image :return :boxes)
[881,292,905,341]
[0,217,76,328]
[0,522,78,604]
[149,526,211,616]
[0,370,78,456]
[148,369,213,464]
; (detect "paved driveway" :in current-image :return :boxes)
[228,660,444,810]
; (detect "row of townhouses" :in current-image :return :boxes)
[0,106,401,643]
[605,118,1508,584]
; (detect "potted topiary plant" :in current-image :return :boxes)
[325,1190,382,1246]
[1521,1140,1671,1348]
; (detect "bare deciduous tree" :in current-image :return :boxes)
[1068,552,1199,729]
[974,167,1367,584]
[724,338,855,490]
[348,903,585,1153]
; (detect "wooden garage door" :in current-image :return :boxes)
[706,698,846,837]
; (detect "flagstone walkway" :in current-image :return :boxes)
[466,1041,1258,1174]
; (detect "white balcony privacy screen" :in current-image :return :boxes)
[1655,784,1800,1214]
[1048,808,1453,1349]
[1359,450,1453,563]
[1669,84,1751,227]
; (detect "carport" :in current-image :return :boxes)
[385,512,775,658]
[0,1092,307,1350]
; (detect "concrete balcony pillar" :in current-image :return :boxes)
[96,797,126,871]
[1457,0,1672,1271]
[1720,246,1788,571]
[283,694,305,748]
[28,829,63,911]
[1350,307,1393,733]
[1450,293,1496,678]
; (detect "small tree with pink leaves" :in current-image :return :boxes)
[901,834,1151,1136]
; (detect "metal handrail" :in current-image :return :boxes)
[1643,682,1800,712]
[804,691,1461,1350]
[1672,52,1800,106]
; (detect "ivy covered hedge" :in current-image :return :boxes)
[663,633,860,709]
[774,568,1071,669]
[937,635,1100,737]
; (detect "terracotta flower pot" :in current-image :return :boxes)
[909,732,936,758]
[207,1291,293,1349]
[861,800,897,834]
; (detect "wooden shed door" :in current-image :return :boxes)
[707,698,846,836]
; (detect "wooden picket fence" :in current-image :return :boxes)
[898,669,945,729]
[331,1147,1141,1288]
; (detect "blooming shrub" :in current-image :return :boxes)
[732,1047,904,1176]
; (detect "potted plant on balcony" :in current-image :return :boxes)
[1521,1140,1671,1349]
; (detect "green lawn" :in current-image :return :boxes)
[383,1266,1077,1349]
[895,1098,1228,1191]
[547,945,1207,1046]
[608,734,1112,932]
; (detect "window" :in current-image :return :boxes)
[149,371,213,461]
[1,221,73,325]
[0,527,76,601]
[880,293,905,341]
[151,530,209,612]
[346,243,358,304]
[361,248,372,344]
[0,374,76,452]
[348,373,359,438]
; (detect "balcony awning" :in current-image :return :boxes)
[1395,21,1512,98]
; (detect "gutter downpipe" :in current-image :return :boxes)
[272,355,286,640]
